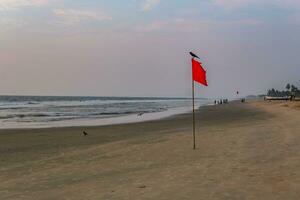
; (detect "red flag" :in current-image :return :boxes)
[192,58,208,86]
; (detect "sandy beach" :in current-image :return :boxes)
[1,100,300,200]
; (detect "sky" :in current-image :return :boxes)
[0,0,300,98]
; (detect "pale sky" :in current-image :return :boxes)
[0,0,300,98]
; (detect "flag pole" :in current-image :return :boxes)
[190,52,207,150]
[192,60,196,150]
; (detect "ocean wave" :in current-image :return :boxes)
[0,108,169,120]
[0,113,61,119]
[0,95,210,128]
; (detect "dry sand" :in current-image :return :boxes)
[1,100,300,200]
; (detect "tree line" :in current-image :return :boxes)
[267,83,300,98]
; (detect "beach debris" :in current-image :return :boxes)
[138,185,146,189]
[82,131,88,136]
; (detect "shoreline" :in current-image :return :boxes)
[0,102,213,130]
[0,109,192,132]
[0,107,193,131]
[0,96,212,130]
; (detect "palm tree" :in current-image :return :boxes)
[291,85,297,93]
[286,83,291,91]
[291,85,298,100]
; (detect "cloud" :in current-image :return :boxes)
[53,9,112,25]
[135,21,167,31]
[0,18,27,30]
[211,0,258,9]
[134,19,213,32]
[0,0,51,10]
[225,19,263,26]
[279,0,300,9]
[287,13,300,24]
[134,18,262,32]
[141,0,160,11]
[211,0,300,10]
[0,16,28,32]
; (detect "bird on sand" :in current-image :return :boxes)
[137,112,144,116]
[83,131,88,136]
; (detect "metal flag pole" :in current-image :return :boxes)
[190,52,199,150]
[192,73,196,150]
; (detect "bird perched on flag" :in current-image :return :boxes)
[189,52,200,59]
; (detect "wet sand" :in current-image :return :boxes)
[1,100,300,199]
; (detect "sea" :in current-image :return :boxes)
[0,96,212,129]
